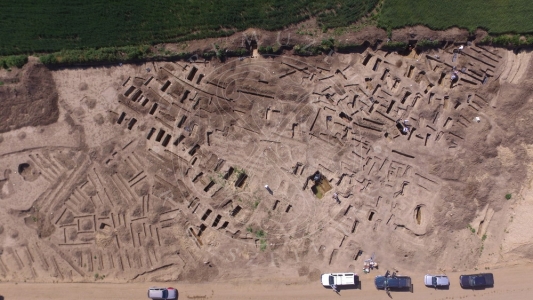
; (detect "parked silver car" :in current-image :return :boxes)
[424,274,450,288]
[147,287,177,300]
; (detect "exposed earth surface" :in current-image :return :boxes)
[1,27,533,299]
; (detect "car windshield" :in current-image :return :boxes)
[432,277,437,286]
[329,275,334,285]
[162,290,168,298]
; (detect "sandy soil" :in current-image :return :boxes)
[1,31,533,299]
[1,263,533,299]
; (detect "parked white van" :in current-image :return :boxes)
[321,272,359,287]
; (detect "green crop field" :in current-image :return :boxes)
[0,0,378,56]
[378,0,533,34]
[3,0,533,67]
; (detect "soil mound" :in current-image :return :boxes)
[0,63,59,133]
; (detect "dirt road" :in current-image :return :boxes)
[1,264,532,300]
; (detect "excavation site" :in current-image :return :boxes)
[1,38,533,285]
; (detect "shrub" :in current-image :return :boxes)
[259,45,283,55]
[260,239,267,251]
[320,38,335,51]
[0,55,28,69]
[467,224,476,234]
[505,193,512,200]
[416,39,440,49]
[255,229,265,238]
[226,48,249,57]
[39,54,58,65]
[201,51,215,59]
[293,44,322,56]
[381,41,407,51]
[253,200,260,209]
[39,45,152,65]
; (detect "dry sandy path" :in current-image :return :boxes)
[1,264,533,300]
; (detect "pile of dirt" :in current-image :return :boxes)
[0,63,59,133]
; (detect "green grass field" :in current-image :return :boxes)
[0,0,377,56]
[378,0,533,34]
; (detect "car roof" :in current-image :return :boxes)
[148,289,165,297]
[461,273,492,277]
[473,276,487,285]
[148,287,176,299]
[388,277,410,284]
[436,275,450,285]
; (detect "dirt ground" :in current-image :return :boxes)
[1,263,533,299]
[1,28,533,295]
[160,19,479,57]
[0,63,59,133]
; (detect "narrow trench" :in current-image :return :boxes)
[230,205,241,216]
[212,215,221,227]
[415,205,422,225]
[362,54,373,66]
[173,135,185,146]
[117,112,126,124]
[201,209,212,221]
[351,220,358,233]
[272,200,280,210]
[149,103,158,115]
[146,128,156,140]
[204,181,215,192]
[161,80,171,92]
[407,65,415,78]
[127,118,137,130]
[161,134,171,146]
[478,220,484,235]
[155,129,165,142]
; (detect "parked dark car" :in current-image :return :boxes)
[375,275,413,292]
[459,273,494,289]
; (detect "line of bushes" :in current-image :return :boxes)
[258,45,283,55]
[380,41,407,51]
[480,34,533,47]
[39,45,152,65]
[0,55,28,69]
[293,38,336,56]
[30,34,533,68]
[38,44,251,66]
[258,38,367,56]
[415,39,441,49]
